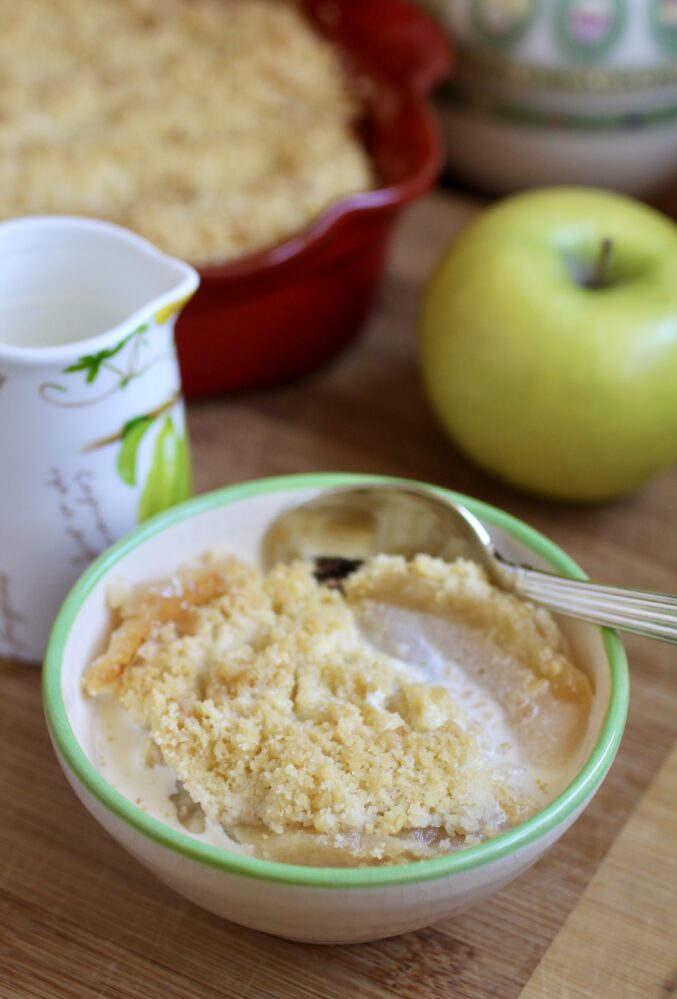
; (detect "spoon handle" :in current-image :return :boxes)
[502,563,677,644]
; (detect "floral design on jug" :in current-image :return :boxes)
[111,412,191,523]
[154,296,193,327]
[39,323,159,406]
[39,320,191,524]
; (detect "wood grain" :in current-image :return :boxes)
[521,744,677,999]
[1,190,676,999]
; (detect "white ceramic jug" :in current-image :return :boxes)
[0,216,199,662]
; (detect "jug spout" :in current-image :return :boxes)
[0,216,199,355]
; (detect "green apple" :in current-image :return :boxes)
[419,188,677,501]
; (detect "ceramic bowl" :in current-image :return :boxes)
[175,0,450,399]
[426,0,677,194]
[42,473,628,944]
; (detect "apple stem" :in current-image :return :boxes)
[586,238,614,289]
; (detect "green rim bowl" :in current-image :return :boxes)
[42,473,629,943]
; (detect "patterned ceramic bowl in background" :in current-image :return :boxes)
[421,0,677,194]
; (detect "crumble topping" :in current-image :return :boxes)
[84,555,591,863]
[0,0,373,265]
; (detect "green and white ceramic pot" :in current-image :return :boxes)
[425,0,677,193]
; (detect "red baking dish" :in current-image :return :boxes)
[176,0,451,399]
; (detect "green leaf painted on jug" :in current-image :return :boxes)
[116,415,155,486]
[174,429,193,503]
[62,324,148,385]
[138,416,192,523]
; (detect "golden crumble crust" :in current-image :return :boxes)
[84,555,590,859]
[0,0,373,264]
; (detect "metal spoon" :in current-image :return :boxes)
[261,484,677,644]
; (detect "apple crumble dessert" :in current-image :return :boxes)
[84,554,592,867]
[0,0,373,264]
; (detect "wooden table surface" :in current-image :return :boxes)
[2,190,676,999]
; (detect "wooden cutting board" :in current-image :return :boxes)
[1,190,676,999]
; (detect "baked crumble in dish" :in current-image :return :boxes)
[84,554,592,867]
[0,0,373,265]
